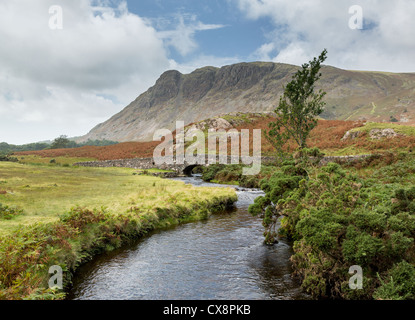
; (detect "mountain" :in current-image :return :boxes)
[79,62,415,142]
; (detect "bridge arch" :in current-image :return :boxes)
[182,164,205,176]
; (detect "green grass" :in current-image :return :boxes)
[324,146,372,156]
[370,102,377,115]
[0,162,235,236]
[345,109,361,121]
[211,179,240,186]
[350,122,415,136]
[16,155,97,166]
[0,162,237,299]
[136,168,174,173]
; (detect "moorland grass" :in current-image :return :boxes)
[0,162,230,235]
[16,155,97,166]
[0,162,237,299]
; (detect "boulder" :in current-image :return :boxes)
[206,118,233,132]
[341,130,361,140]
[369,128,401,139]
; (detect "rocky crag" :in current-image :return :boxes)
[79,62,415,142]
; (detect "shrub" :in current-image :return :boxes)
[59,207,107,230]
[249,162,306,244]
[251,158,415,299]
[0,155,18,162]
[0,203,24,220]
[374,261,415,300]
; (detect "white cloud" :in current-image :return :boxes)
[0,1,235,144]
[168,55,241,74]
[7,0,413,144]
[0,0,170,144]
[272,42,311,66]
[156,14,226,57]
[238,0,415,72]
[252,42,276,61]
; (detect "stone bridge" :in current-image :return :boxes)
[74,154,371,176]
[74,156,275,176]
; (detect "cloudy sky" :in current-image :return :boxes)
[1,0,414,144]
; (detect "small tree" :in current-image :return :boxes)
[51,135,71,149]
[266,49,328,155]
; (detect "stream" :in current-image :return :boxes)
[67,175,308,300]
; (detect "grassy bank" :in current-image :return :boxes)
[192,150,415,299]
[200,164,280,188]
[349,122,415,137]
[248,152,415,300]
[0,162,237,299]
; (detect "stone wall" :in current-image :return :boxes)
[319,154,371,166]
[74,158,159,169]
[74,154,372,174]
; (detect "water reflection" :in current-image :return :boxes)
[67,176,308,300]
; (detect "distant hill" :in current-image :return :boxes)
[0,141,51,155]
[78,62,415,143]
[1,139,118,155]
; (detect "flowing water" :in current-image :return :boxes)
[67,176,309,300]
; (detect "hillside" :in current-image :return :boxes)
[78,62,415,143]
[16,114,415,161]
